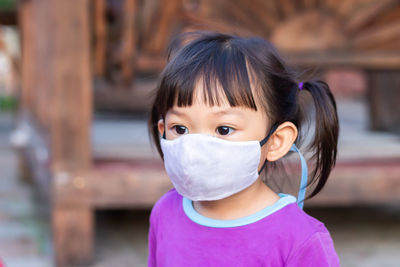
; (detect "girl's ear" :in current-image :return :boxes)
[265,122,298,162]
[157,119,165,136]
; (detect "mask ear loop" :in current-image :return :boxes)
[289,144,308,209]
[258,123,279,174]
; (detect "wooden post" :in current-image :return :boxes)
[19,0,35,114]
[94,0,107,77]
[52,171,92,266]
[42,0,93,265]
[121,0,138,83]
[18,0,40,184]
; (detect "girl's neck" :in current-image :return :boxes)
[192,179,280,220]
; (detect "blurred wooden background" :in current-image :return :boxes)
[1,0,398,265]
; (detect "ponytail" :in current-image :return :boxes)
[301,80,339,200]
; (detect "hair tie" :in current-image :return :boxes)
[298,82,304,90]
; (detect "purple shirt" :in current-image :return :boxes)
[148,188,340,266]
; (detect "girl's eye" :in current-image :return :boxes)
[216,126,234,136]
[172,125,188,135]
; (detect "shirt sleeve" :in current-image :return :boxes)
[285,231,340,267]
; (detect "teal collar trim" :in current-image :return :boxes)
[182,193,297,228]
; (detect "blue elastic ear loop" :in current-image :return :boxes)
[289,144,308,209]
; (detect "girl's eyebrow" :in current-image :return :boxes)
[169,109,188,117]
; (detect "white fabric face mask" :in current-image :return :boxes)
[160,124,278,201]
[160,123,308,208]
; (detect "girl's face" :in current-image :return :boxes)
[158,80,273,171]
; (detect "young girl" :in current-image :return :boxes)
[147,31,340,266]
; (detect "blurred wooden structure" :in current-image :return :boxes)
[17,0,170,265]
[92,0,400,129]
[16,0,400,266]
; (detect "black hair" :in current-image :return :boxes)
[148,31,339,201]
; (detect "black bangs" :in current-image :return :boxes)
[156,32,258,118]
